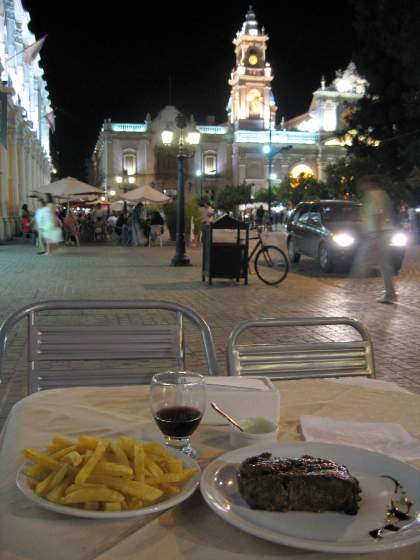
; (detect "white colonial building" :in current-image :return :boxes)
[0,0,51,240]
[90,6,366,200]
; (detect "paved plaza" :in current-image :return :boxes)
[1,233,420,429]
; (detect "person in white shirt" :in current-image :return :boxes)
[352,175,397,304]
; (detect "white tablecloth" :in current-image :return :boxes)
[1,378,420,560]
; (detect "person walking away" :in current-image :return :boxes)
[34,199,47,254]
[352,175,397,304]
[42,193,63,255]
[256,204,265,228]
[131,203,146,246]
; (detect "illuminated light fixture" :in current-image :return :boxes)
[390,232,407,247]
[262,144,271,154]
[109,190,116,196]
[186,130,201,146]
[195,169,202,177]
[100,196,106,202]
[161,125,174,146]
[332,233,355,247]
[290,164,314,179]
[115,176,122,183]
[269,173,277,181]
[128,177,135,184]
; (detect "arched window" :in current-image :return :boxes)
[246,89,262,118]
[290,164,314,179]
[203,151,217,175]
[123,149,137,176]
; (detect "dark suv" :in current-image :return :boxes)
[286,200,406,273]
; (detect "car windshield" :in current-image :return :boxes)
[322,204,362,222]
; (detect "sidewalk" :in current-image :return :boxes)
[1,239,420,429]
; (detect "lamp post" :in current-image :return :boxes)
[162,113,200,267]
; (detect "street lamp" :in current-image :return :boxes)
[162,113,200,267]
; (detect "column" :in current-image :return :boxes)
[0,144,8,239]
[7,120,19,235]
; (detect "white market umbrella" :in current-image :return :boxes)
[122,185,170,205]
[36,177,104,198]
[110,200,133,212]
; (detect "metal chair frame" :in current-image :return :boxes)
[226,317,375,380]
[0,300,219,394]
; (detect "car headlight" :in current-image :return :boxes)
[390,232,407,247]
[332,233,355,247]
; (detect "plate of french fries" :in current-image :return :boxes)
[16,434,201,518]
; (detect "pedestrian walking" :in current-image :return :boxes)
[351,175,397,304]
[256,204,265,227]
[20,204,32,239]
[34,199,47,254]
[42,193,63,255]
[131,202,146,246]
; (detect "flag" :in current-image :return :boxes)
[44,109,56,133]
[23,35,47,65]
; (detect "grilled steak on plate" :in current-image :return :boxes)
[237,453,361,515]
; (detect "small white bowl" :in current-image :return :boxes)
[229,417,279,449]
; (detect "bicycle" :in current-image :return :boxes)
[248,227,289,285]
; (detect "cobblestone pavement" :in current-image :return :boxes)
[1,234,420,429]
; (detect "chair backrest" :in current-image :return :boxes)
[226,317,375,380]
[0,300,219,393]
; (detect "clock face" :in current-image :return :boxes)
[248,54,258,66]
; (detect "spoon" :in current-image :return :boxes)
[210,401,244,432]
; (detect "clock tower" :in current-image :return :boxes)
[228,6,277,130]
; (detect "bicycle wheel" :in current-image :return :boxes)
[254,245,289,285]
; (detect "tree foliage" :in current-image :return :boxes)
[348,0,420,203]
[215,183,252,212]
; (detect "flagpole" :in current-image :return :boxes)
[4,35,47,65]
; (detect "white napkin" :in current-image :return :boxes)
[203,376,280,425]
[301,415,420,461]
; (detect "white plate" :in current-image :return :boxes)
[200,441,420,554]
[17,446,200,519]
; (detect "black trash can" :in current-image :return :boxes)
[202,215,249,285]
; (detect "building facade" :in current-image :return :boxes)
[0,0,51,240]
[91,7,366,200]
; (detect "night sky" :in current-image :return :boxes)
[22,0,355,180]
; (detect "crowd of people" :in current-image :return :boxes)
[20,198,168,255]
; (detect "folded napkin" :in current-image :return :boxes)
[301,415,420,461]
[203,376,280,425]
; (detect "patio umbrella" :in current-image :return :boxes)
[36,177,104,198]
[122,185,170,204]
[110,200,133,212]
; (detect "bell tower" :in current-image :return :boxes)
[228,6,276,130]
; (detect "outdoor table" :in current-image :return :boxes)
[1,378,420,560]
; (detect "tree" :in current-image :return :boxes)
[325,156,378,198]
[348,0,420,203]
[214,183,252,213]
[276,174,328,205]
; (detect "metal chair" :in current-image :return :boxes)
[0,300,219,394]
[226,317,375,380]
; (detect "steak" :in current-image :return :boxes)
[237,453,361,515]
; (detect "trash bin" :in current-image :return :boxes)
[202,215,249,285]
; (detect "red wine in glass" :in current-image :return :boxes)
[154,405,203,438]
[150,371,206,457]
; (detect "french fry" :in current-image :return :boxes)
[35,472,55,495]
[61,487,125,504]
[46,476,72,503]
[65,482,107,495]
[25,463,49,481]
[119,436,136,460]
[144,455,164,478]
[24,448,59,470]
[51,445,79,460]
[84,501,99,511]
[110,442,130,467]
[77,435,101,450]
[159,483,181,496]
[75,440,107,484]
[61,451,83,467]
[167,459,183,474]
[134,443,145,483]
[92,461,133,478]
[88,475,163,502]
[46,436,74,452]
[48,464,69,491]
[104,502,122,512]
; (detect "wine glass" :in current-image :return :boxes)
[150,371,206,457]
